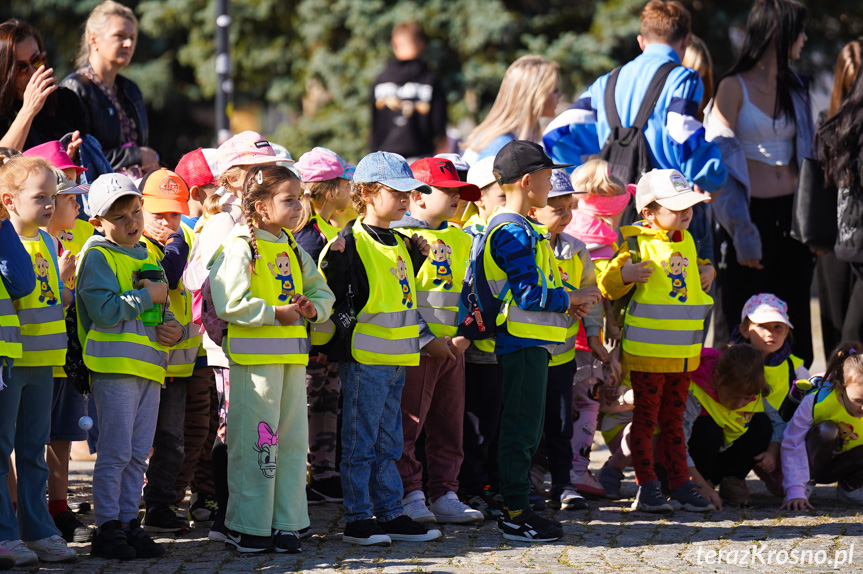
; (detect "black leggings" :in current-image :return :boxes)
[806,421,863,490]
[688,412,772,484]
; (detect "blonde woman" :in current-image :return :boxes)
[61,0,157,175]
[682,35,714,122]
[461,55,561,164]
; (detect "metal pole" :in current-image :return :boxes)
[215,0,231,145]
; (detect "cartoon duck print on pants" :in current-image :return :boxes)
[268,252,296,302]
[34,252,58,305]
[255,421,278,478]
[662,251,689,303]
[429,239,454,290]
[391,256,413,309]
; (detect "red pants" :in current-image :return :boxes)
[629,371,690,490]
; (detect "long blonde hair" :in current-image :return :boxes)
[76,0,138,68]
[464,55,559,153]
[682,35,714,122]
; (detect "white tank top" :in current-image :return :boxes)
[735,76,796,167]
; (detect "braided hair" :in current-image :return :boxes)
[824,342,863,394]
[241,164,301,274]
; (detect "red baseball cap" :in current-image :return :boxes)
[175,148,218,188]
[409,157,480,201]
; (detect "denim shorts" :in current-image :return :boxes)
[49,376,88,443]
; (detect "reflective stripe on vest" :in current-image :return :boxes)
[15,233,66,367]
[622,228,712,359]
[407,226,471,338]
[79,245,168,382]
[0,285,22,359]
[351,218,419,366]
[483,210,568,344]
[764,355,803,411]
[310,318,335,346]
[225,228,310,366]
[690,381,765,444]
[812,386,863,453]
[549,234,583,367]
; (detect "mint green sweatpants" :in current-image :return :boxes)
[225,362,309,536]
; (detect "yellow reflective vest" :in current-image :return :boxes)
[483,209,568,344]
[351,218,420,366]
[549,233,583,367]
[691,379,765,445]
[622,227,712,359]
[224,229,310,366]
[54,219,95,292]
[310,214,340,243]
[812,385,863,453]
[0,275,22,360]
[78,245,168,383]
[764,355,804,411]
[15,232,66,367]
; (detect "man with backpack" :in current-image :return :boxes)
[542,0,725,194]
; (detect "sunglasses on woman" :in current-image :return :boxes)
[16,51,47,76]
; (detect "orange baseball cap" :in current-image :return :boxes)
[140,168,191,215]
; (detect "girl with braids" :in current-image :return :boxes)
[208,164,334,553]
[781,342,863,511]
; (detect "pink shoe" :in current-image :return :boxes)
[570,468,606,498]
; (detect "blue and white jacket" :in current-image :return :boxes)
[542,44,727,191]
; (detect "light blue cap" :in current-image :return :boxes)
[353,151,431,193]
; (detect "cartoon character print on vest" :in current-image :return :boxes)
[268,252,296,302]
[57,230,74,244]
[837,422,859,452]
[391,256,413,309]
[430,239,454,290]
[34,253,58,305]
[734,410,755,430]
[255,421,278,478]
[661,251,689,303]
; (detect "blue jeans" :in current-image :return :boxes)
[339,362,405,523]
[0,365,61,541]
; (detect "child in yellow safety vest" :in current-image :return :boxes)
[316,151,442,546]
[76,173,184,560]
[208,165,334,553]
[597,168,715,513]
[529,170,604,511]
[0,156,78,565]
[781,342,863,511]
[392,157,483,525]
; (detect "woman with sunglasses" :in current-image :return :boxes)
[60,1,158,177]
[0,19,83,154]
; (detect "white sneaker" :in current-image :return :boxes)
[429,492,484,524]
[26,535,77,563]
[837,484,863,506]
[401,490,436,524]
[0,539,38,566]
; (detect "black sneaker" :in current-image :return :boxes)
[142,504,189,533]
[54,509,92,543]
[306,484,326,506]
[90,520,136,560]
[308,476,343,503]
[376,515,442,542]
[189,492,218,527]
[462,492,495,520]
[272,530,301,553]
[528,486,547,511]
[548,485,588,511]
[342,519,391,546]
[127,519,166,558]
[497,508,564,542]
[224,529,271,553]
[297,526,312,540]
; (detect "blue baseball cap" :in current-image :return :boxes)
[548,169,582,198]
[353,151,431,194]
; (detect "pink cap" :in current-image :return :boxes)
[216,131,280,175]
[741,293,793,328]
[295,147,346,182]
[23,141,87,176]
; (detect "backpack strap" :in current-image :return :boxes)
[625,235,640,263]
[604,67,623,130]
[633,61,679,130]
[485,212,548,305]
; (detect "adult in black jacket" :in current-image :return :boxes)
[61,0,158,175]
[0,19,84,153]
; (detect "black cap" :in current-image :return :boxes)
[492,140,574,185]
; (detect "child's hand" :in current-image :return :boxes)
[329,236,346,253]
[274,304,301,325]
[621,259,653,284]
[569,286,601,306]
[316,352,329,365]
[780,498,814,511]
[702,486,723,511]
[424,336,456,360]
[62,287,73,308]
[449,335,471,356]
[138,278,168,304]
[587,335,609,363]
[58,250,76,284]
[754,443,779,473]
[410,233,430,256]
[65,130,82,162]
[156,320,183,346]
[698,264,716,291]
[291,294,317,320]
[145,219,174,245]
[568,302,591,319]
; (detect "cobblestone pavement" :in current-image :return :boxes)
[23,448,862,574]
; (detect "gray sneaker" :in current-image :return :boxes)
[669,480,715,512]
[631,480,673,513]
[598,462,625,499]
[837,483,863,506]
